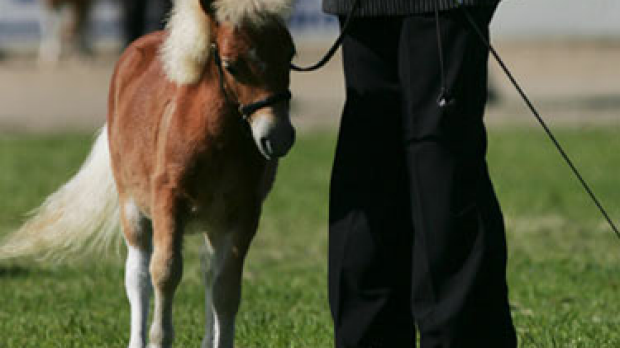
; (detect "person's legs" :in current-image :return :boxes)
[121,0,147,47]
[146,0,173,32]
[154,0,173,30]
[72,0,94,55]
[329,17,416,348]
[122,0,171,48]
[397,7,517,347]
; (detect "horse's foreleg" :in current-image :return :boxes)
[148,188,183,348]
[38,2,63,65]
[121,198,153,348]
[202,218,258,348]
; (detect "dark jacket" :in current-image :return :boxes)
[323,0,500,16]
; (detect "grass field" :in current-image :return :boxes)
[1,126,620,347]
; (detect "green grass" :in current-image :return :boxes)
[0,126,619,347]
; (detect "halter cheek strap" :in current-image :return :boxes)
[211,43,235,106]
[210,43,292,122]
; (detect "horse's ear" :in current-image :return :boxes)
[200,0,216,16]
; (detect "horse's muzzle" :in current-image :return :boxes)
[259,126,296,159]
[250,108,295,160]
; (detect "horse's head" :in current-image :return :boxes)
[210,3,296,160]
[163,0,296,160]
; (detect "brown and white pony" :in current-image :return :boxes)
[38,0,94,64]
[0,0,296,347]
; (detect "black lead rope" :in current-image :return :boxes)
[434,5,455,109]
[290,0,361,72]
[451,2,620,239]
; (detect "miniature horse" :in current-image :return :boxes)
[38,0,93,64]
[109,0,295,346]
[0,0,296,347]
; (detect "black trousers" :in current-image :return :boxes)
[121,0,172,47]
[328,7,517,348]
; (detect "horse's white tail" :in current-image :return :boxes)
[0,126,120,262]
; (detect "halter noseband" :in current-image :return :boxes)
[210,43,292,122]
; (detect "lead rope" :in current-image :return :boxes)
[290,0,361,72]
[434,5,454,108]
[450,2,620,239]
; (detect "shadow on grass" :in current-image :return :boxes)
[0,265,31,278]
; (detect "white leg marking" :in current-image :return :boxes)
[202,235,216,348]
[123,200,152,348]
[126,244,152,348]
[38,4,63,65]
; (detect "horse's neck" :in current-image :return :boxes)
[173,66,245,141]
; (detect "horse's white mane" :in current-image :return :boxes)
[161,0,292,85]
[214,0,293,26]
[161,0,210,85]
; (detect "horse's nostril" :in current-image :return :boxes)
[260,137,273,156]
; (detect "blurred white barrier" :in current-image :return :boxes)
[493,0,620,39]
[0,0,619,49]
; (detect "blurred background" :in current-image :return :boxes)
[0,0,618,131]
[1,1,620,346]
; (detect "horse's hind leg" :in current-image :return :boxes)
[148,187,184,348]
[71,0,93,56]
[202,217,258,348]
[121,197,153,348]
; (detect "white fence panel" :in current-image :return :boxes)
[1,0,619,48]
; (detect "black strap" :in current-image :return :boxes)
[434,5,454,108]
[211,44,235,106]
[290,0,361,72]
[240,91,292,117]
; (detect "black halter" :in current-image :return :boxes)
[210,43,292,122]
